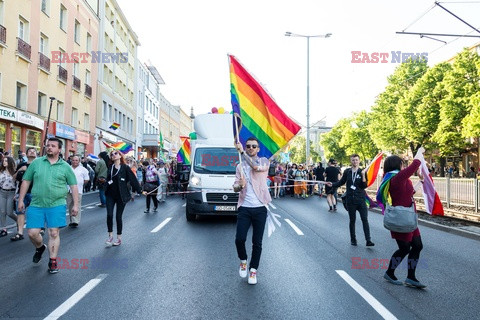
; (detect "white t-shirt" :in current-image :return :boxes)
[71,165,90,194]
[242,165,263,208]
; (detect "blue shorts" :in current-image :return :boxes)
[26,205,67,229]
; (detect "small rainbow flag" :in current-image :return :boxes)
[177,136,191,165]
[366,152,383,187]
[229,55,301,159]
[109,122,120,130]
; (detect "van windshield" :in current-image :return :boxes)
[193,148,239,174]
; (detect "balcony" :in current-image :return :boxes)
[0,24,6,46]
[58,65,67,84]
[73,75,81,91]
[85,83,92,98]
[38,52,51,72]
[16,37,31,61]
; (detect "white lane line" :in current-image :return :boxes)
[151,218,172,233]
[336,270,397,320]
[182,203,186,207]
[269,203,277,209]
[44,274,107,320]
[284,219,304,236]
[86,206,96,209]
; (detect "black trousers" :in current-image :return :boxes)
[106,195,126,235]
[235,206,268,270]
[387,236,423,280]
[347,201,371,242]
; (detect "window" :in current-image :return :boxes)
[39,33,48,54]
[41,0,50,15]
[0,123,5,151]
[73,62,79,77]
[56,100,64,121]
[122,114,126,128]
[26,130,41,151]
[11,126,21,156]
[18,17,29,41]
[37,92,47,116]
[72,107,78,125]
[0,1,4,26]
[16,82,27,109]
[60,5,67,31]
[103,101,108,121]
[114,108,118,122]
[59,48,66,68]
[86,32,92,52]
[85,69,91,85]
[131,119,133,134]
[108,104,112,121]
[74,20,80,43]
[84,113,89,131]
[144,121,147,134]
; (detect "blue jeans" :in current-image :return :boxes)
[99,188,106,205]
[235,206,267,270]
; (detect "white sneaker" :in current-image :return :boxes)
[239,260,247,278]
[248,268,257,285]
[105,236,113,247]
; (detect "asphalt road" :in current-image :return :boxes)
[0,192,478,320]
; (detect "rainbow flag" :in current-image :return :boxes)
[376,170,399,214]
[366,152,383,187]
[177,136,191,164]
[109,122,120,130]
[229,55,301,159]
[111,142,132,154]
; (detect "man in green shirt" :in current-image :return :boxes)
[18,138,79,274]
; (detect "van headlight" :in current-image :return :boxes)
[190,175,201,187]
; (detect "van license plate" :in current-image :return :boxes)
[215,205,236,211]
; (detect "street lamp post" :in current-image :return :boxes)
[285,31,332,164]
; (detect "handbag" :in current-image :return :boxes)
[143,183,157,193]
[383,203,418,233]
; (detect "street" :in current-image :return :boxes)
[0,192,478,320]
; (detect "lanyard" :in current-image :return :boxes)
[351,169,358,185]
[111,165,120,179]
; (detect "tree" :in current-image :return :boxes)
[432,49,480,155]
[338,111,378,163]
[398,62,452,154]
[368,59,428,153]
[319,119,349,165]
[288,135,319,164]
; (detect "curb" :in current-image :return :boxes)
[367,206,480,242]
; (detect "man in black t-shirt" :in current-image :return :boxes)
[324,159,341,212]
[11,147,37,241]
[314,162,325,197]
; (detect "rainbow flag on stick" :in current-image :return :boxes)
[229,55,301,159]
[103,141,132,154]
[109,122,120,130]
[177,136,191,165]
[366,152,384,187]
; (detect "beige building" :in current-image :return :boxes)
[179,106,193,138]
[0,0,99,156]
[94,0,139,155]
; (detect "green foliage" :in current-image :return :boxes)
[338,111,379,162]
[368,59,428,153]
[288,135,319,164]
[432,49,480,155]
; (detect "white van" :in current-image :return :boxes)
[185,114,240,221]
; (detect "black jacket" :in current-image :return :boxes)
[106,164,142,204]
[331,168,367,204]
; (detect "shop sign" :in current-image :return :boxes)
[0,105,18,121]
[75,130,90,144]
[18,112,44,130]
[56,123,76,140]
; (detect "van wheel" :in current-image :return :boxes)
[186,207,196,222]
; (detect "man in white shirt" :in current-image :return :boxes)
[68,155,90,227]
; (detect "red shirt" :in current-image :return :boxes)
[388,159,421,242]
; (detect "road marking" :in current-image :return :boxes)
[269,203,277,209]
[336,270,397,320]
[182,203,186,207]
[284,219,304,235]
[151,218,172,233]
[44,274,107,320]
[86,206,96,209]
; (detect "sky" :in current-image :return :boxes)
[116,0,480,127]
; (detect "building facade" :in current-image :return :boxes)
[94,0,139,155]
[0,0,99,157]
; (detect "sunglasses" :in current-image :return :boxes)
[245,144,258,149]
[111,152,119,156]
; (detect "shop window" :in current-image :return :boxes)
[0,122,5,152]
[77,142,85,157]
[11,126,21,155]
[26,129,41,152]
